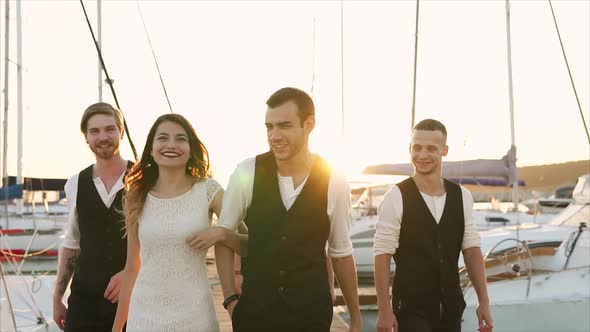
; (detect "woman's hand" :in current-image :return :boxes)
[186,227,225,250]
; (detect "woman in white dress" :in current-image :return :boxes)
[112,114,235,332]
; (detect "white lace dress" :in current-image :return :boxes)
[127,179,221,332]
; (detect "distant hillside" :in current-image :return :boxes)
[464,160,589,201]
[518,160,589,190]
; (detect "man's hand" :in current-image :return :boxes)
[104,271,123,303]
[349,316,362,332]
[476,303,493,331]
[376,309,397,332]
[53,299,67,330]
[186,227,224,250]
[226,300,238,319]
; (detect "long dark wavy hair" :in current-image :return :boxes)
[124,114,211,229]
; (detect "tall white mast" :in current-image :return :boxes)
[505,0,519,211]
[16,0,23,215]
[2,0,9,190]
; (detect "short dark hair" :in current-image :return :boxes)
[413,118,447,142]
[266,87,315,125]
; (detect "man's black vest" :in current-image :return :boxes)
[70,164,130,297]
[243,152,332,291]
[392,177,465,324]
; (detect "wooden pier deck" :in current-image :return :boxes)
[206,252,350,331]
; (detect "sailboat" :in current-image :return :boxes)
[337,0,589,330]
[0,0,67,273]
[349,148,559,279]
[463,238,589,331]
[0,2,68,331]
[1,176,68,274]
[347,0,588,281]
[460,1,589,327]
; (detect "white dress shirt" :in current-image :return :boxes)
[216,157,354,258]
[62,169,126,250]
[373,184,481,256]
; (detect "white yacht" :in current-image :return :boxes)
[350,174,589,280]
[461,226,589,332]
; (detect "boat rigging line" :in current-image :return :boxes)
[0,266,17,332]
[79,0,139,161]
[410,0,420,130]
[340,0,345,137]
[135,0,174,113]
[310,17,317,97]
[548,0,589,144]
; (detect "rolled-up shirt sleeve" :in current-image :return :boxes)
[327,169,353,258]
[461,187,481,250]
[216,158,254,231]
[62,175,80,250]
[373,187,402,256]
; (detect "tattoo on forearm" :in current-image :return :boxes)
[56,254,78,296]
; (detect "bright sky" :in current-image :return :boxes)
[1,0,588,186]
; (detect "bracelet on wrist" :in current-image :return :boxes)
[223,293,240,310]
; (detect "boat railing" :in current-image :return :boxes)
[462,238,535,297]
[563,222,587,269]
